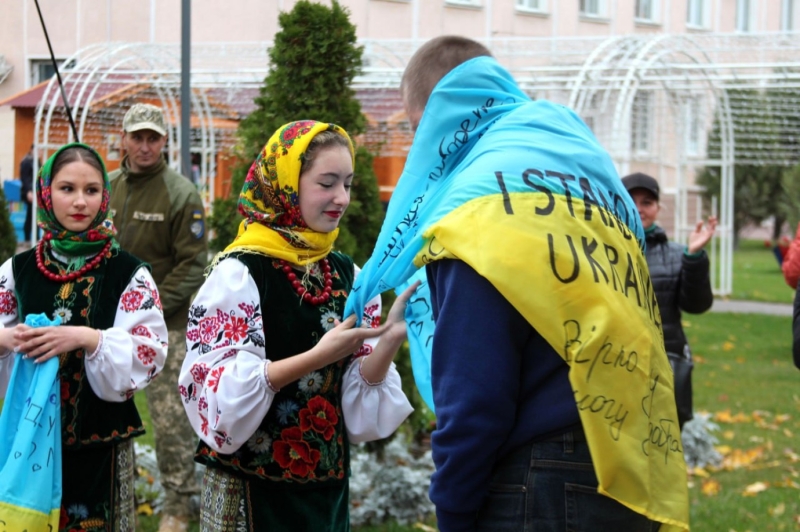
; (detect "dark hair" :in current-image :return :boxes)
[401,36,492,116]
[299,130,353,176]
[51,146,105,180]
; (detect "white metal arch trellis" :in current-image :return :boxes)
[28,34,800,296]
[566,34,737,294]
[33,42,219,207]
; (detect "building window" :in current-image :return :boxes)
[445,0,482,6]
[516,0,546,12]
[783,0,796,31]
[29,58,74,86]
[635,0,658,21]
[736,0,753,32]
[631,91,653,153]
[684,96,702,155]
[580,0,605,17]
[686,0,709,28]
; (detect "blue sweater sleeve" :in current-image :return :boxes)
[427,259,533,532]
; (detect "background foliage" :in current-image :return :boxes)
[208,0,383,265]
[0,187,17,264]
[697,84,800,240]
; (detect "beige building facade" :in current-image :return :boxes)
[0,0,794,179]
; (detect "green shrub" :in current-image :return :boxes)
[0,187,17,263]
[208,0,382,261]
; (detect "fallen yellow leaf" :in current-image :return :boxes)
[769,502,786,517]
[774,478,800,489]
[413,524,437,532]
[692,467,710,478]
[785,428,794,438]
[714,410,752,424]
[735,356,746,364]
[720,447,766,470]
[137,503,154,516]
[702,478,721,496]
[722,341,735,351]
[742,481,769,496]
[723,430,736,440]
[716,445,732,455]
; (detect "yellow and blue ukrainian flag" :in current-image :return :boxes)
[345,56,689,531]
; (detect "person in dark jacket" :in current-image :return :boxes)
[18,146,35,244]
[622,172,716,426]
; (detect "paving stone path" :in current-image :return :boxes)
[711,299,792,317]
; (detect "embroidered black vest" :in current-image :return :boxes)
[12,247,147,449]
[196,251,355,489]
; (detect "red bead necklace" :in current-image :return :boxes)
[280,258,333,305]
[36,235,113,283]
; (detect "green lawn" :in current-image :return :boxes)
[730,239,794,303]
[3,238,797,531]
[684,311,800,530]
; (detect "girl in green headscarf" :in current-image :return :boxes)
[0,143,169,531]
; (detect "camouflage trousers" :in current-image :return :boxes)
[145,328,200,518]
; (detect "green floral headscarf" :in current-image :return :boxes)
[36,142,117,257]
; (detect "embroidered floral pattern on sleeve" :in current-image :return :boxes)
[119,275,161,313]
[191,253,371,484]
[0,276,16,315]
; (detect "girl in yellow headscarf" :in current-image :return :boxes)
[179,120,415,530]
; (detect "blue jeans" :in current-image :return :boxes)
[476,431,662,532]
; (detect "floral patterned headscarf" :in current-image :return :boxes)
[223,120,355,265]
[37,142,117,256]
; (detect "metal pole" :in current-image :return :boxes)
[181,0,191,180]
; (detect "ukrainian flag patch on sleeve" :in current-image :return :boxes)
[190,209,204,239]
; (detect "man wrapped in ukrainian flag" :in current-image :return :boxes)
[345,35,689,532]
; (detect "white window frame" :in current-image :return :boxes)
[782,0,796,31]
[635,0,659,23]
[29,58,73,87]
[686,0,710,29]
[736,0,755,32]
[683,96,703,156]
[445,0,482,6]
[631,91,653,154]
[580,0,606,17]
[516,0,547,13]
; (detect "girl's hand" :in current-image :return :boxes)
[0,324,27,353]
[382,280,422,341]
[13,325,99,364]
[312,315,385,366]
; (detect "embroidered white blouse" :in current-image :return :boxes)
[0,257,168,402]
[179,257,413,454]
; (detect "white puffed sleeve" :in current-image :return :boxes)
[0,258,19,399]
[341,267,414,443]
[85,266,168,402]
[179,258,274,453]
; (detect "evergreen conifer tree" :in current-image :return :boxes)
[209,0,383,265]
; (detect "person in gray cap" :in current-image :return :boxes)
[621,171,716,428]
[109,103,207,532]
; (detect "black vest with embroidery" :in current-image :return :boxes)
[195,251,355,489]
[12,247,147,449]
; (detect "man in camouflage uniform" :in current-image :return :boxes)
[109,103,207,532]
